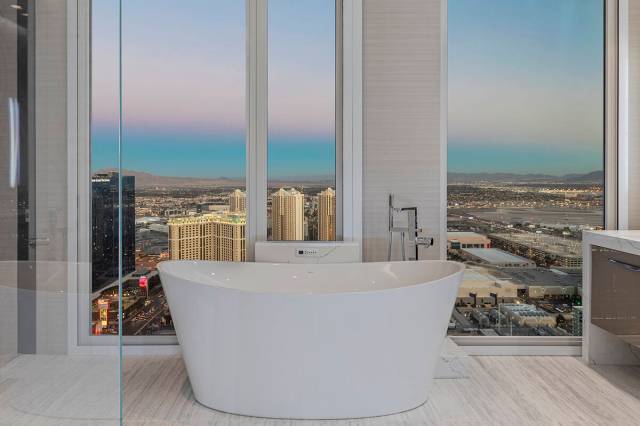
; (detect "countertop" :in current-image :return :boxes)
[583,230,640,255]
[582,230,640,364]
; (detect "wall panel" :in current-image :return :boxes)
[362,0,443,261]
[627,0,640,228]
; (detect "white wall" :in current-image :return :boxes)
[362,0,444,261]
[627,0,640,228]
[0,0,69,361]
[36,0,69,354]
[34,0,69,354]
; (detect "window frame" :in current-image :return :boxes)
[246,0,362,254]
[69,0,363,349]
[67,0,618,354]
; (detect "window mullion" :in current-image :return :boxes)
[246,0,268,260]
[256,0,268,243]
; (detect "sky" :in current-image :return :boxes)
[92,0,604,179]
[449,0,604,175]
[91,0,335,180]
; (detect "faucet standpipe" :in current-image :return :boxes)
[387,194,435,261]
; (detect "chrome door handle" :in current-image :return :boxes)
[8,97,20,188]
[28,237,51,247]
[608,258,640,273]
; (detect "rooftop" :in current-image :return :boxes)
[168,213,246,226]
[491,232,581,258]
[462,248,534,266]
[499,267,581,287]
[458,267,519,298]
[448,231,488,239]
[500,303,552,317]
[272,188,303,197]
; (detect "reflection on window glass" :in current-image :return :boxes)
[267,0,337,241]
[447,0,604,337]
[90,0,246,336]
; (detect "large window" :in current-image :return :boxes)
[447,0,604,337]
[90,0,247,336]
[267,0,338,241]
[89,0,341,337]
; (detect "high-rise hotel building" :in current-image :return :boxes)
[91,172,136,292]
[271,188,304,241]
[168,213,246,262]
[229,189,246,213]
[318,187,336,241]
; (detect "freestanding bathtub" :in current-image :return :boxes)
[158,260,464,419]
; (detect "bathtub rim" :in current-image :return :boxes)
[158,259,465,296]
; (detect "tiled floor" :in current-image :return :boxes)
[2,354,640,425]
[122,355,640,426]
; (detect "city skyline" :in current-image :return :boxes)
[92,182,337,335]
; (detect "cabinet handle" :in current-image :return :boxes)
[608,258,640,273]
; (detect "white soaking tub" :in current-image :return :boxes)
[158,260,464,420]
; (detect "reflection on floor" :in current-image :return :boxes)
[1,354,640,425]
[0,355,120,425]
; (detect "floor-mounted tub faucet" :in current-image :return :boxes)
[388,194,434,261]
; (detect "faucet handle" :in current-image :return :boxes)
[416,236,434,247]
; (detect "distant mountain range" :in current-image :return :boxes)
[95,169,604,188]
[95,169,334,188]
[448,170,604,184]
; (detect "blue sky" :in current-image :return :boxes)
[448,0,604,175]
[92,0,603,179]
[91,0,335,180]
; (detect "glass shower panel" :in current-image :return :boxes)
[118,0,246,421]
[112,0,247,346]
[0,1,121,424]
[90,0,124,339]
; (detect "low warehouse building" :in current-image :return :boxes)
[461,248,535,268]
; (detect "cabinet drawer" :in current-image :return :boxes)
[591,246,640,338]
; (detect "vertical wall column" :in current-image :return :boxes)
[362,0,445,261]
[245,0,268,261]
[34,0,69,354]
[624,0,640,228]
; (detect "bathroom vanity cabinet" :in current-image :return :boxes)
[583,231,640,365]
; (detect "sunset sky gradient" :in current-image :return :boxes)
[91,0,335,180]
[91,0,604,179]
[448,0,604,174]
